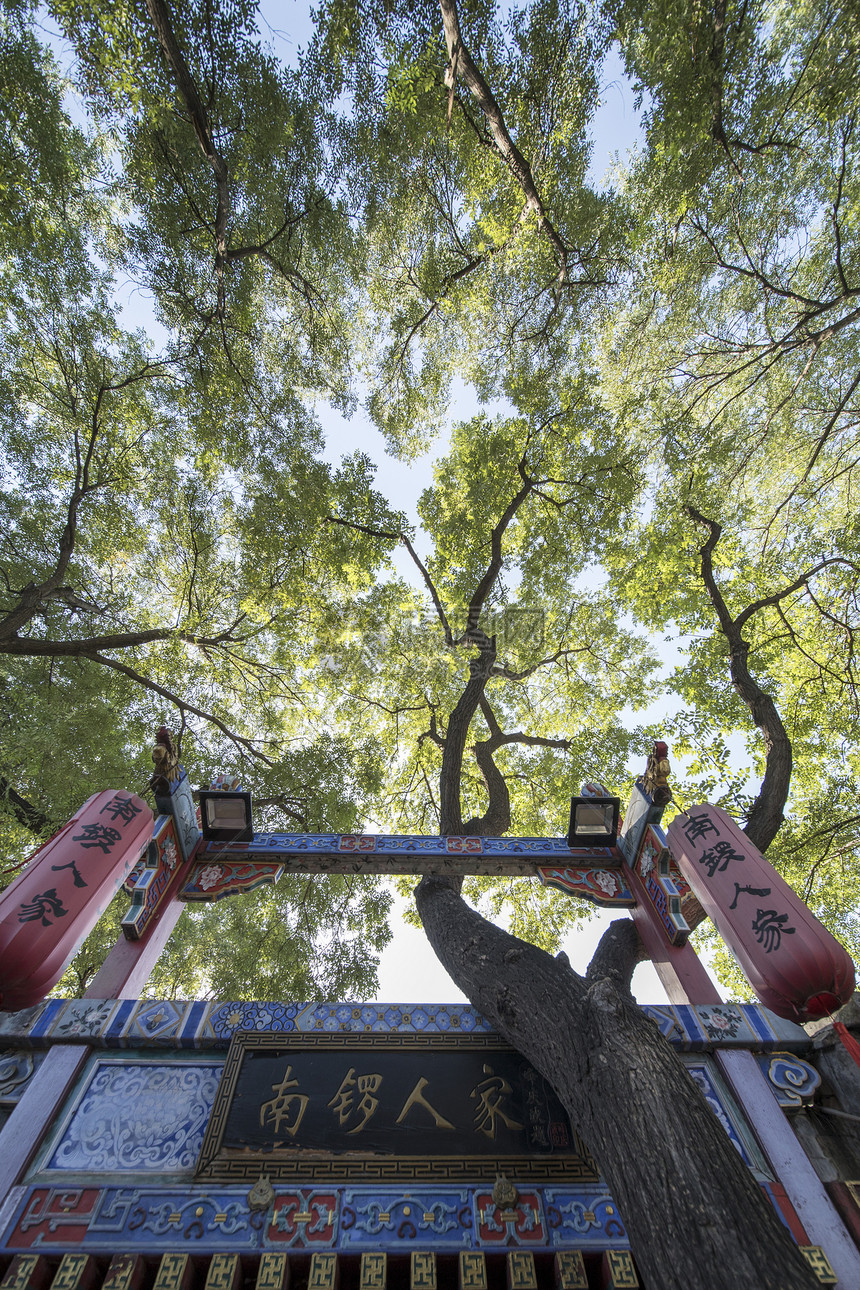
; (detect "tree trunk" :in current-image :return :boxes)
[416,873,819,1290]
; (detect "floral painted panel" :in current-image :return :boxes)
[45,1061,222,1172]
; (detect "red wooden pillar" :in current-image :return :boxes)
[626,862,721,1005]
[84,860,191,999]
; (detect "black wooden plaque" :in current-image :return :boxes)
[196,1032,598,1183]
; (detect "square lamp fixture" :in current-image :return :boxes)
[198,790,254,843]
[567,795,621,848]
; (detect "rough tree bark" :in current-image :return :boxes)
[414,646,819,1287]
[416,870,818,1290]
[415,596,818,1286]
[333,459,821,1287]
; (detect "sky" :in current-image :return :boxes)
[371,894,727,1005]
[37,0,728,1007]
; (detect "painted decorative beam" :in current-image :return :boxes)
[190,833,622,876]
[182,834,635,908]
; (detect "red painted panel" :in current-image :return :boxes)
[475,1192,545,1243]
[763,1181,810,1244]
[667,805,855,1022]
[0,792,152,1010]
[267,1192,338,1245]
[4,1188,101,1249]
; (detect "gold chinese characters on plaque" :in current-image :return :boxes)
[196,1032,598,1184]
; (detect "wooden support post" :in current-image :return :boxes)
[0,1257,51,1290]
[506,1253,537,1290]
[102,1258,146,1290]
[359,1254,386,1290]
[84,864,189,999]
[626,863,722,1005]
[458,1253,487,1290]
[0,1045,89,1195]
[716,1049,860,1287]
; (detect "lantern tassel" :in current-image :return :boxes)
[834,1021,860,1071]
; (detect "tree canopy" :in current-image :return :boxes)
[0,0,857,1005]
[2,0,858,1283]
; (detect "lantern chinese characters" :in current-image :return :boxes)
[0,790,152,1010]
[667,804,855,1022]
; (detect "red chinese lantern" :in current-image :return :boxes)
[0,790,153,1011]
[667,804,855,1022]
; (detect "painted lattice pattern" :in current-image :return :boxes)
[153,1254,190,1290]
[554,1251,587,1289]
[605,1251,639,1288]
[800,1246,838,1284]
[204,1255,241,1290]
[256,1254,287,1290]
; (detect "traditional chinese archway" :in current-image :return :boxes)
[0,744,858,1288]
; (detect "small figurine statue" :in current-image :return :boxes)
[247,1174,275,1211]
[643,740,672,806]
[492,1174,519,1211]
[147,726,180,795]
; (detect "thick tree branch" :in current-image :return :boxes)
[686,506,792,850]
[586,917,646,994]
[0,777,53,835]
[414,875,816,1290]
[439,636,497,834]
[144,0,230,310]
[459,695,511,836]
[0,629,178,656]
[733,557,859,633]
[418,707,446,751]
[83,651,273,764]
[0,624,262,658]
[439,0,575,282]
